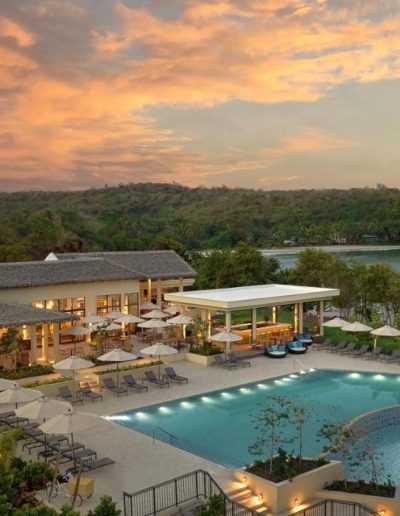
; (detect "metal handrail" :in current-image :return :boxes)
[152,426,176,444]
[123,468,260,516]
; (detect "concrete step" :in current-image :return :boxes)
[226,485,250,497]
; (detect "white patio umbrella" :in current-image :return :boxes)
[370,325,400,348]
[323,317,349,328]
[106,311,125,319]
[140,302,160,311]
[141,343,177,379]
[0,386,42,408]
[168,315,193,325]
[40,407,108,506]
[142,309,169,319]
[61,326,91,336]
[211,330,243,356]
[16,396,72,422]
[80,315,105,324]
[0,378,18,391]
[115,315,145,324]
[105,322,122,331]
[137,319,170,329]
[53,356,94,395]
[341,322,373,332]
[164,305,182,314]
[97,348,138,387]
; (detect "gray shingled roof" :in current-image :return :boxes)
[55,250,197,280]
[0,301,79,328]
[0,258,137,289]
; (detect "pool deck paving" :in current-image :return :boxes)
[13,349,400,514]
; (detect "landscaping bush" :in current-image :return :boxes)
[96,360,162,375]
[22,377,72,389]
[0,365,54,380]
[87,495,121,516]
[325,479,395,498]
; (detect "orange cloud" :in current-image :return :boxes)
[0,0,399,190]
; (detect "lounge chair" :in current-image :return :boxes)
[101,378,128,396]
[379,349,400,363]
[338,343,357,355]
[228,352,250,367]
[79,382,103,402]
[313,338,332,350]
[361,347,382,360]
[57,386,84,405]
[122,374,148,392]
[287,341,307,354]
[265,345,287,358]
[164,367,189,383]
[67,457,115,475]
[212,354,238,369]
[326,342,347,353]
[347,344,369,357]
[144,371,170,388]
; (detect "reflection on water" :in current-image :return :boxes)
[264,249,400,270]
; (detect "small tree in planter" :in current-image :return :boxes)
[317,421,365,489]
[248,395,292,477]
[187,316,211,354]
[285,396,312,472]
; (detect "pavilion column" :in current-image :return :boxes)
[207,310,212,339]
[294,304,299,334]
[272,306,277,323]
[147,278,152,302]
[42,324,49,361]
[225,311,232,352]
[251,308,257,344]
[156,279,162,307]
[178,277,184,292]
[319,300,324,336]
[298,303,304,334]
[29,325,38,365]
[53,323,60,362]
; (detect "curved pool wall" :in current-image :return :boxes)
[108,369,400,478]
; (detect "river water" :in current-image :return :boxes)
[262,247,400,271]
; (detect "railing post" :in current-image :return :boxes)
[174,478,178,506]
[195,471,199,498]
[152,487,156,516]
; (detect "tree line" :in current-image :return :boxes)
[0,183,399,262]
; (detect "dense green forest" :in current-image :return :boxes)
[0,183,399,262]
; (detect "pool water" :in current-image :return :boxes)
[109,369,400,480]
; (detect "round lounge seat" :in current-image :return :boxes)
[295,333,313,346]
[265,345,287,358]
[287,341,307,354]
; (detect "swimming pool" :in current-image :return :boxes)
[109,369,400,480]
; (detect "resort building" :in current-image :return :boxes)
[0,251,196,365]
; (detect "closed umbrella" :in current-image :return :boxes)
[142,309,169,319]
[211,330,243,357]
[0,386,42,408]
[323,317,349,328]
[53,356,94,395]
[97,348,138,387]
[141,343,177,379]
[16,396,72,422]
[370,325,400,349]
[0,378,18,391]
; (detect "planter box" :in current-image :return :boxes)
[32,379,80,398]
[17,373,61,387]
[234,461,344,515]
[185,352,223,366]
[316,489,400,516]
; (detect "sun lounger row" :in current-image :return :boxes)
[212,353,251,369]
[315,339,400,362]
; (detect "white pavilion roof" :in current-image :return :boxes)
[164,284,339,311]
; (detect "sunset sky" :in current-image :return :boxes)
[1,0,400,191]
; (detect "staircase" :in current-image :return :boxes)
[225,480,269,514]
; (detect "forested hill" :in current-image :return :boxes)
[0,183,399,262]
